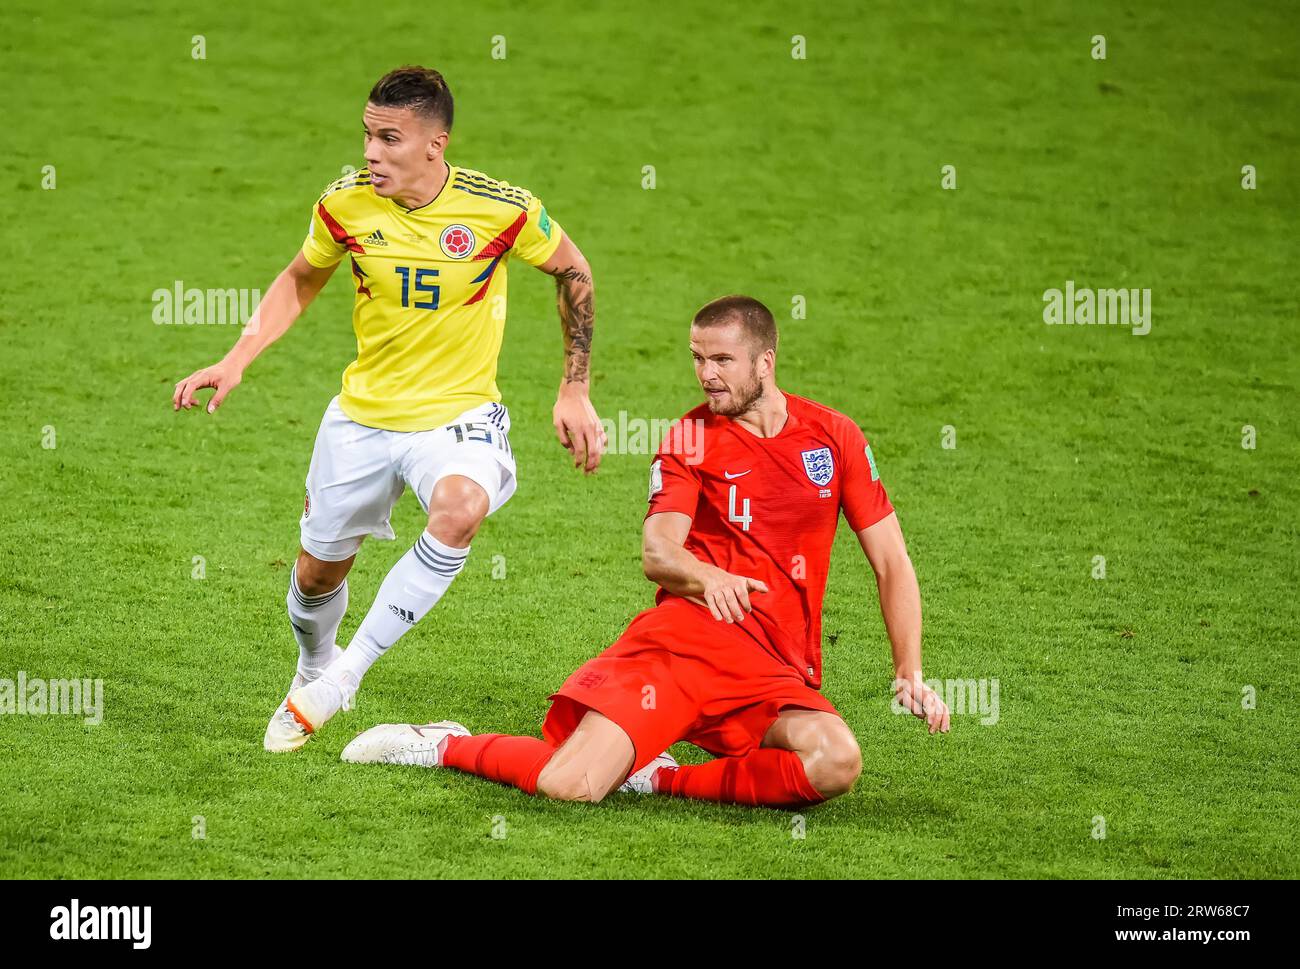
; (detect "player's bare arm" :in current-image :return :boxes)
[172,253,337,413]
[539,234,605,475]
[856,511,950,734]
[642,511,770,624]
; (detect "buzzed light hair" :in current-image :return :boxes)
[691,295,778,356]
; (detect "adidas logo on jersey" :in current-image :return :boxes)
[360,229,388,247]
[388,604,415,624]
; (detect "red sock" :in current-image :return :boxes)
[655,748,824,808]
[441,734,555,796]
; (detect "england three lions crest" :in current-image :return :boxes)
[801,447,834,486]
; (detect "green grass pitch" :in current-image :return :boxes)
[1,0,1296,878]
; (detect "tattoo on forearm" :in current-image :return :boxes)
[552,266,592,286]
[554,266,594,384]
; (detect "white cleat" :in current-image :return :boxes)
[262,649,344,752]
[618,749,679,794]
[263,672,356,753]
[340,720,471,767]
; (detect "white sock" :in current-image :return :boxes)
[330,532,470,686]
[287,567,349,679]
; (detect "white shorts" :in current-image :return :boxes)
[299,397,518,561]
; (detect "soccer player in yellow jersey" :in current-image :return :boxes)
[171,67,605,752]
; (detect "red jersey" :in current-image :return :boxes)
[645,392,894,687]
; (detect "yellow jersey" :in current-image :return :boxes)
[300,164,564,431]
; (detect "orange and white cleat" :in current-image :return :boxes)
[263,670,355,753]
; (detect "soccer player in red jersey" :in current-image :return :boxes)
[343,295,950,808]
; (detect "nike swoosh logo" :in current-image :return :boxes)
[723,470,751,479]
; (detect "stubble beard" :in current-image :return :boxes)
[708,370,765,417]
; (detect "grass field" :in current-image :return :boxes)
[1,0,1297,879]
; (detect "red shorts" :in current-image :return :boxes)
[542,597,839,773]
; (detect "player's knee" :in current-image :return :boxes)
[536,764,594,803]
[536,761,623,804]
[803,730,862,800]
[294,551,346,597]
[584,770,626,804]
[426,477,490,546]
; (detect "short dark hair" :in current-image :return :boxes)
[691,295,778,355]
[368,66,454,131]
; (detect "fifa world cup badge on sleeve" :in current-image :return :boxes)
[648,459,663,500]
[865,444,880,481]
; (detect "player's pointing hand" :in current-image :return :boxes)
[173,361,244,414]
[701,569,769,624]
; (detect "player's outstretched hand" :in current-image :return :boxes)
[894,676,951,734]
[700,569,769,624]
[173,361,243,414]
[553,388,607,474]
